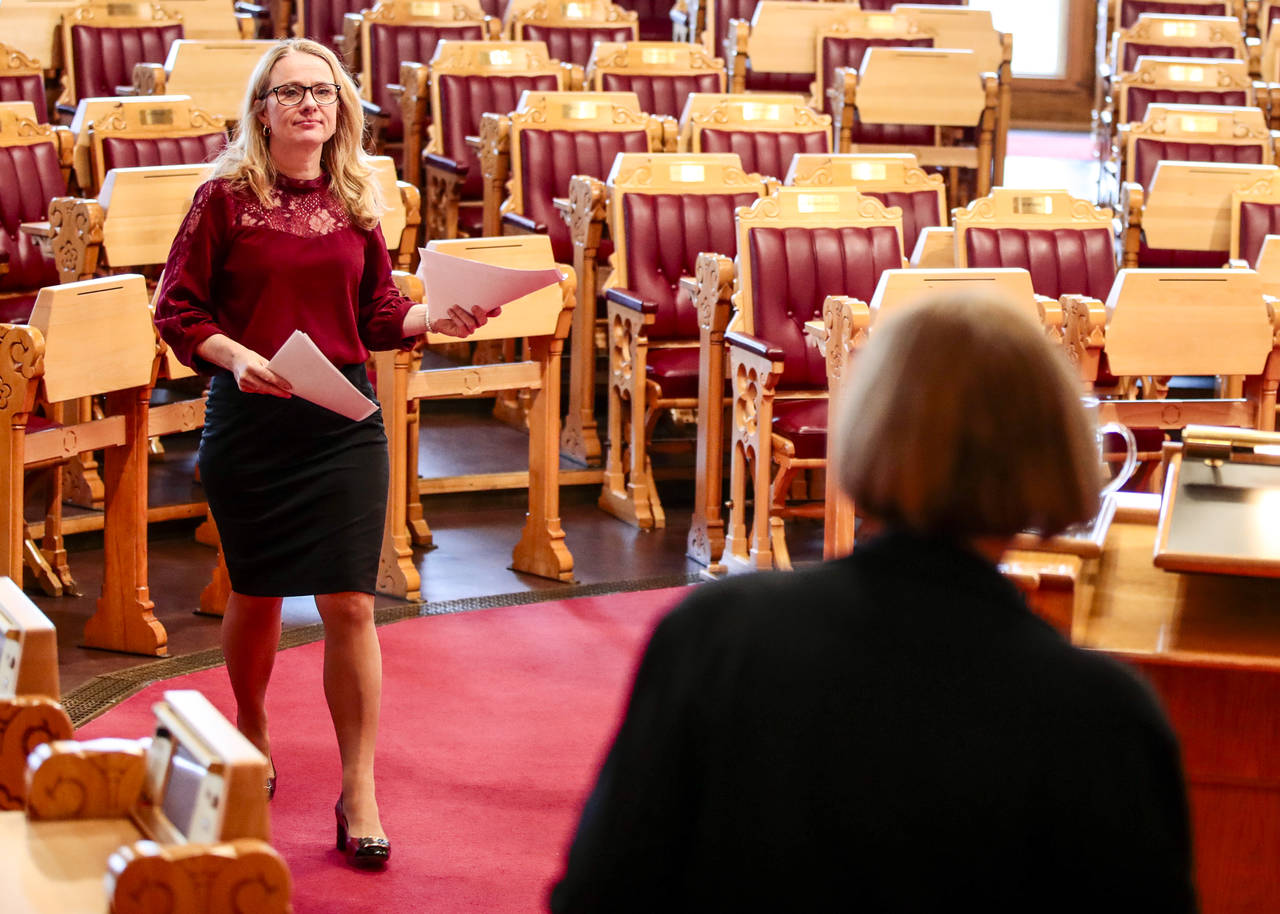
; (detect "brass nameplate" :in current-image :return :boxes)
[1012,195,1052,215]
[411,0,443,14]
[1166,64,1204,82]
[562,101,598,119]
[849,162,887,180]
[140,108,175,126]
[739,103,781,121]
[796,193,840,214]
[865,14,896,31]
[669,163,705,182]
[1176,114,1220,133]
[107,2,142,16]
[1162,21,1198,37]
[486,49,514,65]
[562,1,587,17]
[640,48,677,64]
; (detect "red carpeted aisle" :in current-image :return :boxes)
[78,586,690,913]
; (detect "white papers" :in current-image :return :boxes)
[417,248,564,323]
[267,330,377,421]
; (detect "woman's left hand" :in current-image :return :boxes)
[433,305,498,339]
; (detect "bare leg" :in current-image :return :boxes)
[315,591,385,840]
[222,591,284,768]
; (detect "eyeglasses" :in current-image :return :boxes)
[263,82,340,107]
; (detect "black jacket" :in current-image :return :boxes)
[550,530,1197,913]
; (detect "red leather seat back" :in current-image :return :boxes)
[964,226,1116,299]
[1121,42,1234,72]
[621,191,759,339]
[0,75,48,123]
[370,23,485,141]
[749,224,902,388]
[1132,137,1264,192]
[862,190,942,258]
[699,128,828,181]
[820,35,933,119]
[743,69,814,93]
[437,72,561,196]
[70,23,183,101]
[100,132,226,173]
[0,142,63,295]
[1119,1,1227,29]
[614,0,676,40]
[303,0,368,51]
[1236,200,1280,266]
[599,72,723,118]
[521,25,636,67]
[848,118,935,145]
[518,128,651,261]
[1272,4,1280,30]
[1123,87,1247,126]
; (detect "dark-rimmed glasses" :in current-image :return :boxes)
[262,82,340,107]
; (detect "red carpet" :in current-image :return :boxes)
[78,586,691,913]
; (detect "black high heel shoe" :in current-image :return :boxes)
[335,796,390,868]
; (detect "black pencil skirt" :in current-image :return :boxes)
[198,364,388,597]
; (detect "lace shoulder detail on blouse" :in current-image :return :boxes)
[234,182,352,238]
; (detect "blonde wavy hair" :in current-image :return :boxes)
[213,38,384,229]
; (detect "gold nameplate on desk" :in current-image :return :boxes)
[796,193,840,213]
[1012,195,1052,215]
[1155,426,1280,578]
[668,163,706,182]
[1167,64,1204,82]
[1163,21,1198,37]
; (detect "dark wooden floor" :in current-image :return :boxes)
[31,397,824,697]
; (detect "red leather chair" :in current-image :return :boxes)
[1119,104,1274,267]
[353,0,494,167]
[589,153,770,530]
[716,187,905,572]
[421,40,577,239]
[481,91,671,262]
[0,43,49,123]
[1117,0,1230,30]
[955,188,1118,302]
[60,4,184,107]
[509,0,639,68]
[89,108,227,195]
[818,33,934,147]
[586,41,725,120]
[680,95,830,184]
[0,110,70,323]
[785,153,947,264]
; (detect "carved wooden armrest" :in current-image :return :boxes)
[107,838,292,914]
[479,112,512,237]
[392,270,424,302]
[51,125,74,176]
[46,196,105,285]
[1034,294,1064,341]
[132,62,166,96]
[1060,293,1107,387]
[393,181,421,270]
[604,288,656,387]
[726,18,750,93]
[605,287,655,315]
[25,737,147,820]
[398,61,430,186]
[1118,180,1144,268]
[828,66,858,152]
[565,174,607,252]
[818,294,870,385]
[269,0,293,38]
[342,13,363,71]
[692,252,735,338]
[0,695,74,810]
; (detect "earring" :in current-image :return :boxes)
[263,125,271,138]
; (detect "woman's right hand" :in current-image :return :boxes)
[230,347,292,398]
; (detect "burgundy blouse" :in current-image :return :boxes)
[154,173,415,371]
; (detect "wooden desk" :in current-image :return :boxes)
[0,814,141,913]
[1019,494,1280,913]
